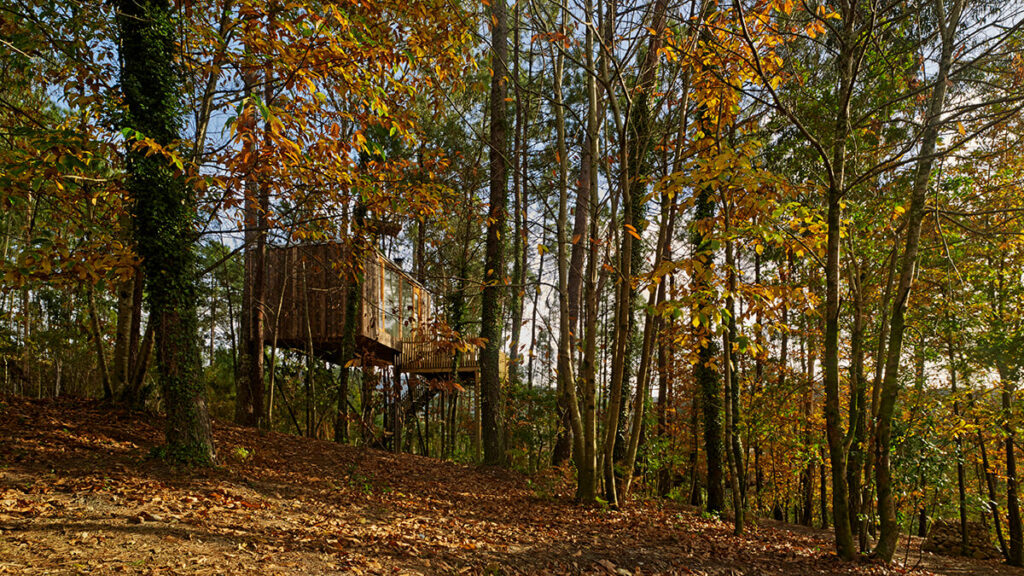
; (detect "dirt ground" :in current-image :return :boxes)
[1,396,1020,575]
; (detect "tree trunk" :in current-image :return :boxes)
[552,1,586,485]
[693,183,723,514]
[600,0,669,507]
[118,0,214,464]
[480,0,509,466]
[335,206,366,443]
[847,266,867,548]
[620,185,675,501]
[1001,363,1024,566]
[863,246,898,551]
[601,143,634,507]
[874,1,962,560]
[948,340,968,554]
[575,0,602,500]
[87,286,113,400]
[236,12,268,428]
[611,0,670,504]
[819,3,864,556]
[801,325,816,528]
[723,203,744,533]
[508,0,525,391]
[974,395,1009,559]
[112,253,135,395]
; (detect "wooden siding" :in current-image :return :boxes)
[263,243,434,364]
[264,243,350,350]
[260,243,503,380]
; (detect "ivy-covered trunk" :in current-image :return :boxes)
[118,0,215,464]
[333,233,364,444]
[692,184,723,515]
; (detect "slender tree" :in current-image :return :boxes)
[480,0,510,466]
[873,0,964,560]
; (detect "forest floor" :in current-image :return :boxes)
[1,396,1020,576]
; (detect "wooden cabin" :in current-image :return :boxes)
[262,242,497,381]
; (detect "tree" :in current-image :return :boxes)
[117,0,215,463]
[873,0,965,560]
[481,0,510,466]
[235,5,268,429]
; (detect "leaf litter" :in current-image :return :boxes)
[0,397,1018,576]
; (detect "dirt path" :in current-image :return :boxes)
[2,396,1020,576]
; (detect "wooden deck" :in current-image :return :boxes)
[399,341,507,380]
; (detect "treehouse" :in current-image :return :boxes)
[262,242,497,381]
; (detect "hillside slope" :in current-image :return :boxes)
[0,397,1016,575]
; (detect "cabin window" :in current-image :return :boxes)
[411,287,421,335]
[384,266,400,340]
[374,257,385,336]
[401,278,415,338]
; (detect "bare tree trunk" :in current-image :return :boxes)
[552,0,586,484]
[974,393,1009,559]
[508,0,525,390]
[600,0,669,508]
[112,248,135,395]
[267,267,288,430]
[818,3,862,556]
[236,14,268,427]
[620,185,675,500]
[335,206,365,443]
[847,264,867,548]
[480,0,510,467]
[801,324,815,528]
[123,322,154,408]
[302,261,316,438]
[863,246,897,550]
[948,341,968,554]
[87,286,113,400]
[751,253,765,514]
[1001,363,1024,565]
[575,0,602,501]
[601,144,633,507]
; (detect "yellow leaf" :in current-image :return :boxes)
[957,121,966,136]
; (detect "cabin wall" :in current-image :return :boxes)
[263,243,433,359]
[264,243,351,350]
